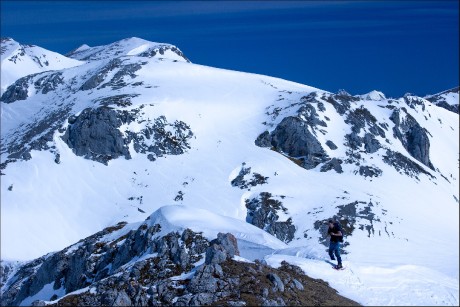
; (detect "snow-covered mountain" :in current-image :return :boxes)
[425,86,459,114]
[0,38,83,95]
[1,37,459,306]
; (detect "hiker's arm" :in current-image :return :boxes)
[331,231,342,236]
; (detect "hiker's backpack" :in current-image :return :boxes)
[334,222,344,242]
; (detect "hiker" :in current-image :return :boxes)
[328,219,343,269]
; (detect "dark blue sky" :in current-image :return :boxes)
[1,1,458,97]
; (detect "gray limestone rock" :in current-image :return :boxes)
[325,140,338,150]
[255,131,271,147]
[209,233,240,259]
[61,107,131,165]
[1,75,32,103]
[246,192,296,243]
[390,108,434,170]
[358,165,382,178]
[270,116,329,169]
[80,58,123,91]
[320,158,343,173]
[267,273,285,292]
[231,163,268,189]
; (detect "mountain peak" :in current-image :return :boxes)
[66,37,190,63]
[360,90,386,101]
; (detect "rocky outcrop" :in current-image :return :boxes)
[1,221,358,307]
[62,107,132,164]
[126,115,193,161]
[257,116,329,170]
[245,192,296,243]
[47,259,359,307]
[1,75,33,103]
[358,165,382,178]
[80,59,123,91]
[33,72,64,94]
[314,199,389,249]
[62,107,193,165]
[2,104,73,169]
[231,163,269,190]
[344,106,386,155]
[390,108,434,170]
[320,158,343,173]
[383,149,434,179]
[0,220,208,306]
[138,45,191,63]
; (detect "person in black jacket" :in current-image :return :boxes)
[328,219,343,269]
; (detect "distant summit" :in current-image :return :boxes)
[65,37,190,63]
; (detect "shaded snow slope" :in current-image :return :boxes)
[1,38,83,94]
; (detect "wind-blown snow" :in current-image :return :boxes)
[146,205,287,250]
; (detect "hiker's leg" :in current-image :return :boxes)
[334,243,342,265]
[328,243,335,260]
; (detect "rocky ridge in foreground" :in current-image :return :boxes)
[1,212,358,307]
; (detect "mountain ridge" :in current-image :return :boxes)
[0,37,458,306]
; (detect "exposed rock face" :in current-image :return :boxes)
[80,59,123,91]
[390,108,434,170]
[245,192,296,243]
[425,87,460,114]
[383,149,434,179]
[1,104,73,171]
[1,220,358,307]
[257,116,329,170]
[62,107,131,164]
[344,106,386,155]
[231,163,269,190]
[358,165,382,178]
[61,107,193,165]
[205,233,240,264]
[1,75,32,103]
[33,72,64,94]
[325,140,338,150]
[0,221,208,306]
[254,90,441,182]
[138,45,190,62]
[126,115,193,160]
[320,158,343,173]
[79,57,144,91]
[433,101,459,113]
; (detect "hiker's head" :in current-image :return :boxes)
[328,220,334,228]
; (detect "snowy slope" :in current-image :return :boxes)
[0,38,83,94]
[1,37,459,306]
[425,87,459,113]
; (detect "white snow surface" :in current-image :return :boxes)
[145,205,287,250]
[425,87,459,107]
[1,37,459,306]
[359,90,386,101]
